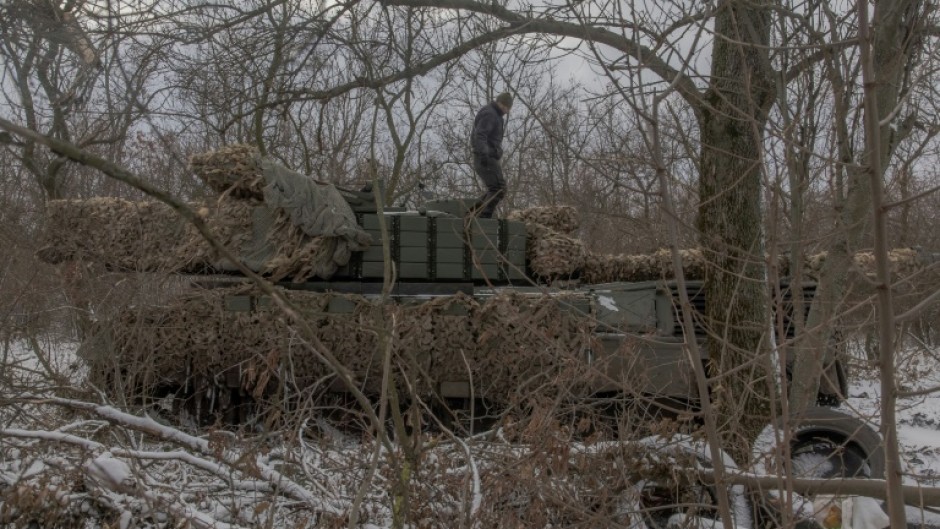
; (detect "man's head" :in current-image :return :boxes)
[495,92,513,113]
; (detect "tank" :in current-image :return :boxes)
[73,189,846,426]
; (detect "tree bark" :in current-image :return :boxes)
[696,0,775,458]
[788,0,925,416]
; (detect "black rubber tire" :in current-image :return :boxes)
[767,406,886,479]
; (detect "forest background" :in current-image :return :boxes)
[1,1,940,527]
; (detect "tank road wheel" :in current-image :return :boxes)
[751,407,885,526]
[757,407,884,479]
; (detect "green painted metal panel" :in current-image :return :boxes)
[425,199,476,218]
[361,262,387,278]
[471,264,500,280]
[435,218,469,248]
[398,216,428,232]
[471,235,500,250]
[501,264,528,280]
[505,235,527,251]
[436,263,466,279]
[505,221,526,236]
[435,218,465,236]
[436,232,466,248]
[561,299,592,317]
[333,263,355,277]
[504,250,526,266]
[365,229,391,244]
[328,297,358,313]
[399,247,429,262]
[468,249,501,264]
[469,218,499,237]
[224,295,252,312]
[256,296,273,310]
[361,214,383,230]
[400,262,430,279]
[435,248,465,263]
[399,232,428,247]
[361,246,386,261]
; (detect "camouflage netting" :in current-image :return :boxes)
[804,248,924,278]
[509,204,932,284]
[36,197,198,271]
[38,145,371,280]
[525,224,587,279]
[579,247,930,284]
[36,198,362,281]
[582,248,707,283]
[505,205,585,278]
[83,286,600,404]
[188,144,265,199]
[507,205,579,234]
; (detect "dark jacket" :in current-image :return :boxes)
[471,102,506,160]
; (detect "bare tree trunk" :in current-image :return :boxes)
[858,1,908,525]
[788,0,926,416]
[696,0,775,457]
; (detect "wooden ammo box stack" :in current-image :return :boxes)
[337,211,527,283]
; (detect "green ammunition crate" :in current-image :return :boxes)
[471,263,501,280]
[425,199,477,218]
[503,249,525,265]
[435,263,467,279]
[561,299,592,317]
[436,232,467,248]
[399,247,429,262]
[471,238,500,250]
[435,248,465,263]
[400,262,430,279]
[398,215,428,232]
[504,220,526,237]
[361,262,387,278]
[361,246,387,261]
[333,263,355,278]
[435,218,467,247]
[501,263,528,280]
[470,219,500,250]
[504,235,527,251]
[468,249,501,264]
[361,214,384,230]
[468,218,499,237]
[399,231,429,247]
[364,229,390,244]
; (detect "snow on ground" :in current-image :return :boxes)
[845,345,940,487]
[3,336,940,527]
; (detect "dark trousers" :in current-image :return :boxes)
[472,155,505,218]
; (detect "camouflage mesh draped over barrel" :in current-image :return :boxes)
[188,144,265,199]
[37,198,358,281]
[507,206,586,279]
[83,287,599,404]
[507,205,579,234]
[583,249,707,283]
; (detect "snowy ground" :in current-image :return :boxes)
[845,344,940,489]
[3,336,940,528]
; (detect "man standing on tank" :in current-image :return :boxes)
[470,92,513,219]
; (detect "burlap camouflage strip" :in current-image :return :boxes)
[83,286,600,405]
[37,197,352,281]
[506,205,580,235]
[582,248,707,283]
[188,144,266,200]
